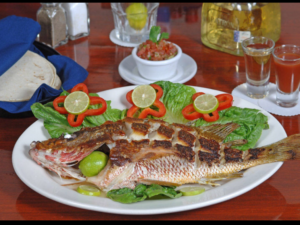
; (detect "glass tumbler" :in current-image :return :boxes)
[272,45,300,107]
[242,36,275,99]
[111,3,159,44]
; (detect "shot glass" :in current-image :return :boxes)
[111,3,159,44]
[272,45,300,107]
[242,37,275,99]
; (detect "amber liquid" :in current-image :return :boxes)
[201,3,281,56]
[245,43,272,85]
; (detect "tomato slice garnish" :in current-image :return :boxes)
[215,94,233,111]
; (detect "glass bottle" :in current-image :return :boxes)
[201,3,281,56]
[62,3,90,40]
[36,3,68,48]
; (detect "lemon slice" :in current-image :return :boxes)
[64,91,90,115]
[179,186,205,196]
[193,94,219,114]
[132,85,156,108]
[77,185,101,196]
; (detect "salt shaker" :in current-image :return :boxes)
[36,3,68,48]
[62,3,90,40]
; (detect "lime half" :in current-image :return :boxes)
[64,91,90,115]
[179,186,205,196]
[132,85,156,108]
[77,185,101,196]
[126,3,148,30]
[193,94,219,114]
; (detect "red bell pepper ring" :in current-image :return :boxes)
[203,110,219,122]
[67,113,86,127]
[71,83,89,94]
[182,104,203,120]
[215,93,233,111]
[53,96,68,114]
[126,90,134,105]
[138,100,166,119]
[192,92,205,101]
[127,105,139,117]
[84,96,107,116]
[150,84,163,100]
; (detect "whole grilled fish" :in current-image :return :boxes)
[29,117,300,192]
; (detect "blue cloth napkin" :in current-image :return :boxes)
[0,15,88,114]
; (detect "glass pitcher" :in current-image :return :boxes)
[201,3,281,56]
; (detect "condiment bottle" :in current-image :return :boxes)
[201,3,281,56]
[62,3,90,40]
[36,3,68,48]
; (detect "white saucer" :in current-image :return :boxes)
[109,29,140,48]
[118,53,197,85]
[232,83,300,116]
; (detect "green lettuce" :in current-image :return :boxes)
[31,92,126,138]
[106,184,182,204]
[153,81,196,124]
[194,106,269,150]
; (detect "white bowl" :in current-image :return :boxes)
[131,43,182,81]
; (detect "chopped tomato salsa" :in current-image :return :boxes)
[137,39,178,61]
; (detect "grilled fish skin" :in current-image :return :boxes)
[29,117,300,191]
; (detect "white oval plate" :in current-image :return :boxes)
[119,54,197,85]
[12,86,286,215]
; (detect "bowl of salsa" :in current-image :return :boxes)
[131,26,182,81]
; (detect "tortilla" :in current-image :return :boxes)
[0,50,61,102]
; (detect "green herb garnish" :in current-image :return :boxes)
[149,26,169,44]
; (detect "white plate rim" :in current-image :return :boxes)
[12,85,286,215]
[118,54,197,85]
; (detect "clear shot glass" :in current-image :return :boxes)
[242,36,275,99]
[272,45,300,107]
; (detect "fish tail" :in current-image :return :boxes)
[244,134,300,163]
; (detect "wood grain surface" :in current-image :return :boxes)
[1,3,300,220]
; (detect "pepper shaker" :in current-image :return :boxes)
[36,3,68,48]
[62,3,90,40]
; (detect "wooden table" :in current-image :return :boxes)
[1,3,300,220]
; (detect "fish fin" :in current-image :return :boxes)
[195,123,240,143]
[244,134,300,162]
[198,172,244,186]
[138,179,182,187]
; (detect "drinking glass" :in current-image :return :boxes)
[111,3,159,44]
[272,45,300,107]
[242,37,275,99]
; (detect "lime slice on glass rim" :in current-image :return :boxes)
[64,91,90,115]
[77,185,101,196]
[179,186,205,196]
[132,85,157,108]
[193,94,219,114]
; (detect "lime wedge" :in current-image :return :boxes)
[179,186,205,196]
[132,85,156,108]
[193,94,219,114]
[77,185,101,196]
[64,91,90,115]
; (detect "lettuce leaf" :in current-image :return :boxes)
[153,81,196,124]
[106,184,182,204]
[31,92,126,138]
[194,106,269,150]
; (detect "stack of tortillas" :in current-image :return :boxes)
[0,50,61,102]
